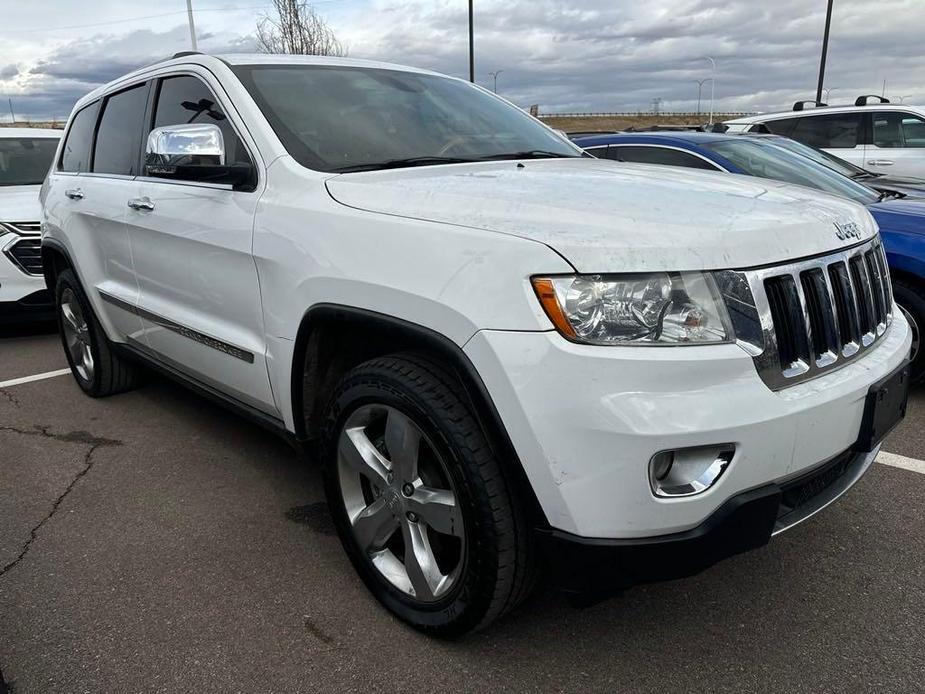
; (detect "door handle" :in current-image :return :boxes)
[65,188,84,200]
[868,159,894,166]
[127,197,155,211]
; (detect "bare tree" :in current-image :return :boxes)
[256,0,347,56]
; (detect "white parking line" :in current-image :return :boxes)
[877,450,925,475]
[0,368,72,389]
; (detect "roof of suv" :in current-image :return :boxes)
[727,102,925,125]
[0,127,62,138]
[77,53,445,108]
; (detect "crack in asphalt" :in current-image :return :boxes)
[0,388,20,409]
[0,426,122,578]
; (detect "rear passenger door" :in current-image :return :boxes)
[44,83,149,342]
[128,71,277,416]
[786,113,865,167]
[867,111,925,177]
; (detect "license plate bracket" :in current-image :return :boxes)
[856,361,910,452]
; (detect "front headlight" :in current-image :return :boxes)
[532,272,733,345]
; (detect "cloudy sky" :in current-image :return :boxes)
[2,0,924,121]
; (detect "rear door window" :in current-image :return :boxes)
[872,112,925,148]
[607,145,720,170]
[59,102,100,173]
[757,117,799,136]
[789,113,861,148]
[93,83,149,176]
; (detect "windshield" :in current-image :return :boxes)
[761,136,867,178]
[705,139,880,205]
[0,137,59,186]
[232,65,580,172]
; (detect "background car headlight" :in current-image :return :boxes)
[532,272,733,345]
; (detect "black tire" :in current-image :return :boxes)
[322,354,535,636]
[55,268,142,397]
[893,278,925,383]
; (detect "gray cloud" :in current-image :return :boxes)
[5,0,925,121]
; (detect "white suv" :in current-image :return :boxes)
[726,98,925,178]
[41,54,911,635]
[0,128,60,323]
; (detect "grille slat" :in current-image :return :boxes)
[5,238,43,275]
[724,239,894,390]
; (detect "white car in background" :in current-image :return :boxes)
[0,128,61,323]
[726,98,925,178]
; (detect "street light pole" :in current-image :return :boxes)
[815,0,834,104]
[468,0,474,83]
[186,0,198,51]
[706,57,716,125]
[488,70,504,93]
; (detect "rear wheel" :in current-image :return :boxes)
[55,269,142,397]
[322,354,534,636]
[893,279,925,383]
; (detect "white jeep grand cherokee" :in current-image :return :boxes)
[41,54,911,635]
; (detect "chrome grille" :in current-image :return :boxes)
[716,238,894,390]
[4,238,43,276]
[7,222,42,236]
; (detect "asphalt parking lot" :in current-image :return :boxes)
[1,325,924,694]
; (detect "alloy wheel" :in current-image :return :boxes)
[60,287,95,382]
[337,404,465,603]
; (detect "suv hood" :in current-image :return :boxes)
[326,159,876,272]
[0,185,42,224]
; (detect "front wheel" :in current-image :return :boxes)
[322,354,534,636]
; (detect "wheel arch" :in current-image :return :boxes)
[40,238,73,293]
[291,304,547,525]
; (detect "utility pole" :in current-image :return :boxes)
[186,0,198,51]
[815,0,833,104]
[706,56,716,125]
[694,78,710,115]
[822,86,836,102]
[488,70,504,93]
[468,0,474,82]
[7,98,13,125]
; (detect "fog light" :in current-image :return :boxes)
[649,445,735,498]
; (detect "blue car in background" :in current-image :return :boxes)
[573,131,925,380]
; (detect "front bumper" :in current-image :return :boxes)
[464,309,911,539]
[536,444,878,596]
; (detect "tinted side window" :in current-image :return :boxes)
[608,145,719,170]
[789,113,860,148]
[758,118,799,136]
[59,102,99,173]
[93,84,149,175]
[873,112,925,148]
[152,75,250,168]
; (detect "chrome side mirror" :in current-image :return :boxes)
[145,123,225,176]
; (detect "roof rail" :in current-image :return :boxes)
[793,100,827,111]
[171,51,203,59]
[855,94,891,106]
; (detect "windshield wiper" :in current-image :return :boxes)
[878,189,904,201]
[478,150,580,161]
[330,156,478,173]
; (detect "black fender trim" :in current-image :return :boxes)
[40,237,74,292]
[291,304,549,525]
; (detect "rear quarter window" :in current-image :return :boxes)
[59,102,100,173]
